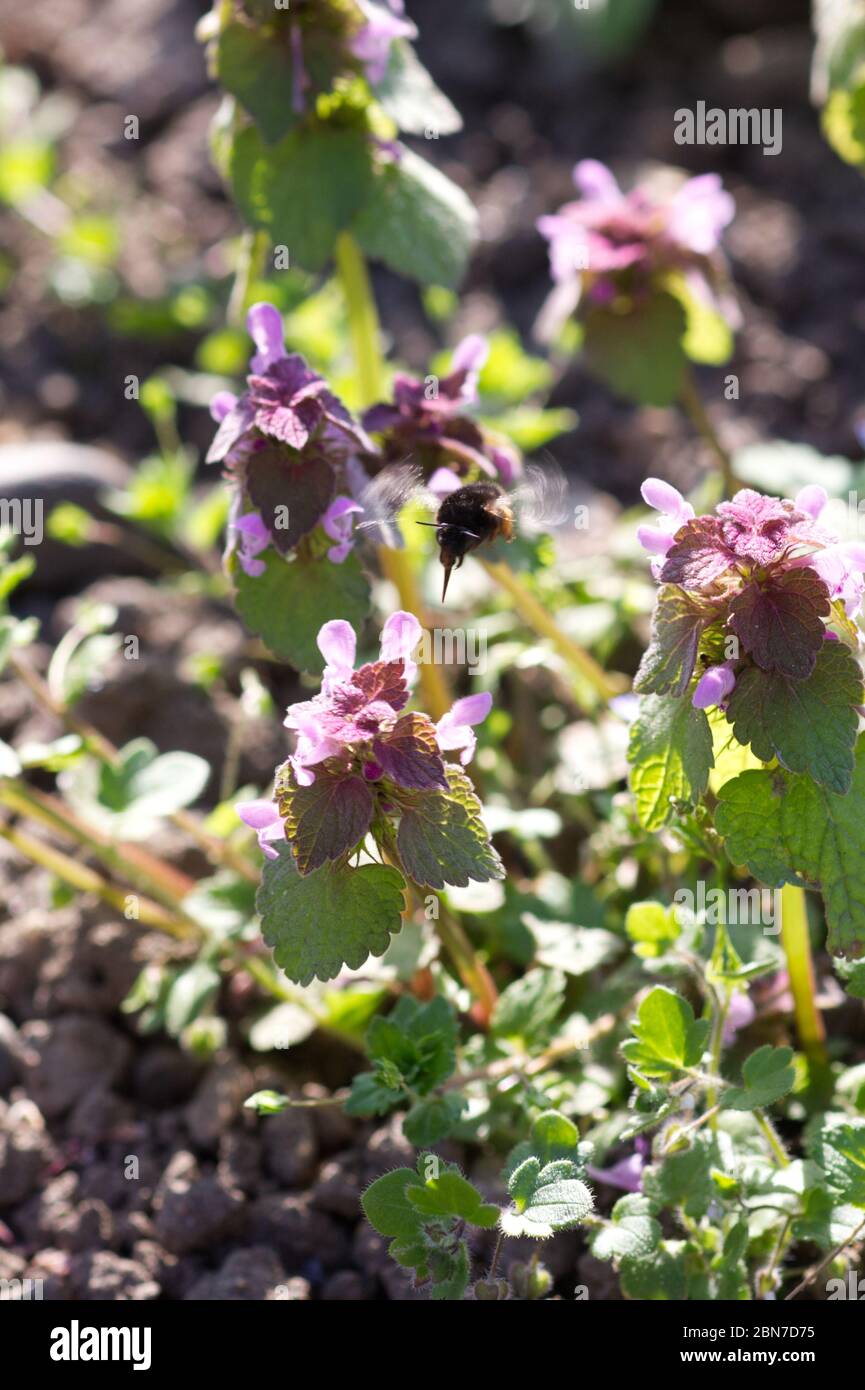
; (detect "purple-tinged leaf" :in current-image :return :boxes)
[396,766,504,890]
[246,445,336,553]
[373,712,449,791]
[275,758,374,875]
[343,660,410,714]
[634,585,721,698]
[729,567,830,679]
[659,515,736,590]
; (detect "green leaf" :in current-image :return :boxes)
[274,758,374,875]
[621,986,710,1078]
[729,568,831,680]
[60,738,210,839]
[258,844,405,985]
[403,1093,466,1146]
[628,693,713,831]
[231,547,370,672]
[374,39,462,137]
[811,1117,865,1207]
[625,901,681,960]
[352,145,477,289]
[721,1045,796,1111]
[583,291,687,408]
[491,968,566,1045]
[620,1241,689,1300]
[230,123,374,272]
[726,642,862,795]
[501,1157,594,1238]
[591,1194,661,1262]
[642,1134,720,1220]
[362,1167,425,1240]
[395,764,504,890]
[407,1170,499,1228]
[430,1241,470,1301]
[216,21,305,145]
[345,996,459,1117]
[634,586,719,698]
[715,738,865,956]
[164,962,221,1037]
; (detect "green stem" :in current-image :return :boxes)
[481,559,622,708]
[755,1109,790,1168]
[334,230,385,403]
[228,229,270,328]
[704,986,727,1131]
[334,231,453,721]
[780,883,828,1071]
[680,367,736,499]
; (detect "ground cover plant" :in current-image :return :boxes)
[2,0,865,1307]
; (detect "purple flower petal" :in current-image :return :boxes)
[380,610,422,671]
[794,484,828,520]
[350,0,417,84]
[573,159,621,203]
[637,525,676,555]
[692,662,736,710]
[247,302,286,373]
[210,390,238,423]
[317,619,357,675]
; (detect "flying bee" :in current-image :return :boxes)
[357,461,569,602]
[416,481,515,600]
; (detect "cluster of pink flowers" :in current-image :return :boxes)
[363,334,520,485]
[538,159,734,313]
[209,304,516,579]
[638,476,865,709]
[238,613,492,858]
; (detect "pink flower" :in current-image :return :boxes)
[283,613,422,785]
[363,335,519,482]
[207,302,372,465]
[232,511,271,578]
[638,477,696,577]
[692,662,736,710]
[236,800,285,860]
[350,0,417,84]
[538,160,734,309]
[321,496,364,563]
[435,692,493,765]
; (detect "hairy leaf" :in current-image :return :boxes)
[729,567,830,679]
[351,145,477,289]
[230,123,374,272]
[231,547,370,672]
[715,738,865,956]
[721,1044,796,1111]
[634,585,719,697]
[628,693,714,831]
[727,641,862,794]
[583,290,687,408]
[362,1167,424,1241]
[501,1158,594,1238]
[396,764,504,889]
[407,1171,499,1227]
[811,1118,865,1207]
[373,712,448,791]
[274,758,374,875]
[591,1194,661,1262]
[258,845,405,985]
[246,446,337,553]
[621,986,710,1078]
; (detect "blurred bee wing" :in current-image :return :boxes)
[511,460,571,534]
[355,463,435,546]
